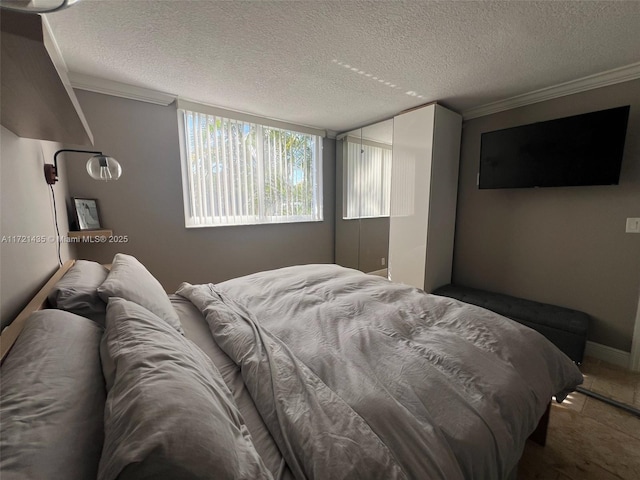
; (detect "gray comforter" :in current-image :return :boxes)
[177,264,583,480]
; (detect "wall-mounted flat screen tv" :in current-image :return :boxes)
[478,105,630,189]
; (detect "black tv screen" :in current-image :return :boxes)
[479,106,630,189]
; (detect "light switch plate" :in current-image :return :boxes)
[626,218,640,233]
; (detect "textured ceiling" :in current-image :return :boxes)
[45,0,640,132]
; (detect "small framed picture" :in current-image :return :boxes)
[73,198,102,230]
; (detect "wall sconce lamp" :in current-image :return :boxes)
[44,149,123,185]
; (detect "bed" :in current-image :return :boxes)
[0,254,583,480]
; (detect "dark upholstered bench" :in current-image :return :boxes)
[432,284,589,363]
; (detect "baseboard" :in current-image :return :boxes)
[585,341,630,369]
[367,268,388,278]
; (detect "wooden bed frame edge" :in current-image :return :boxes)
[529,401,551,446]
[0,259,76,364]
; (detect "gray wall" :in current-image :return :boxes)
[66,91,335,292]
[0,127,75,328]
[454,79,640,352]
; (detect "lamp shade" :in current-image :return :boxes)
[86,155,122,181]
[0,0,82,13]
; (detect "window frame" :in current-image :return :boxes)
[177,101,324,228]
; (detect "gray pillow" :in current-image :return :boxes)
[97,253,183,333]
[98,297,272,480]
[48,259,108,324]
[0,310,105,480]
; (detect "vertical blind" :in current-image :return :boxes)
[344,138,392,219]
[180,109,323,227]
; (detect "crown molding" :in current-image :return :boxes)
[325,130,338,139]
[68,72,177,106]
[462,62,640,120]
[67,61,640,125]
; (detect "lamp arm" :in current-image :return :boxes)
[52,149,103,173]
[46,149,103,185]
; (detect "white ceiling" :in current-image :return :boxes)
[45,0,640,133]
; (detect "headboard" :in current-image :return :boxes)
[0,260,76,364]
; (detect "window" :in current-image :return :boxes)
[343,137,392,219]
[178,104,323,227]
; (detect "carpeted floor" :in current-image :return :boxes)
[518,357,640,479]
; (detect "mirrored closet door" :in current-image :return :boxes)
[335,120,393,276]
